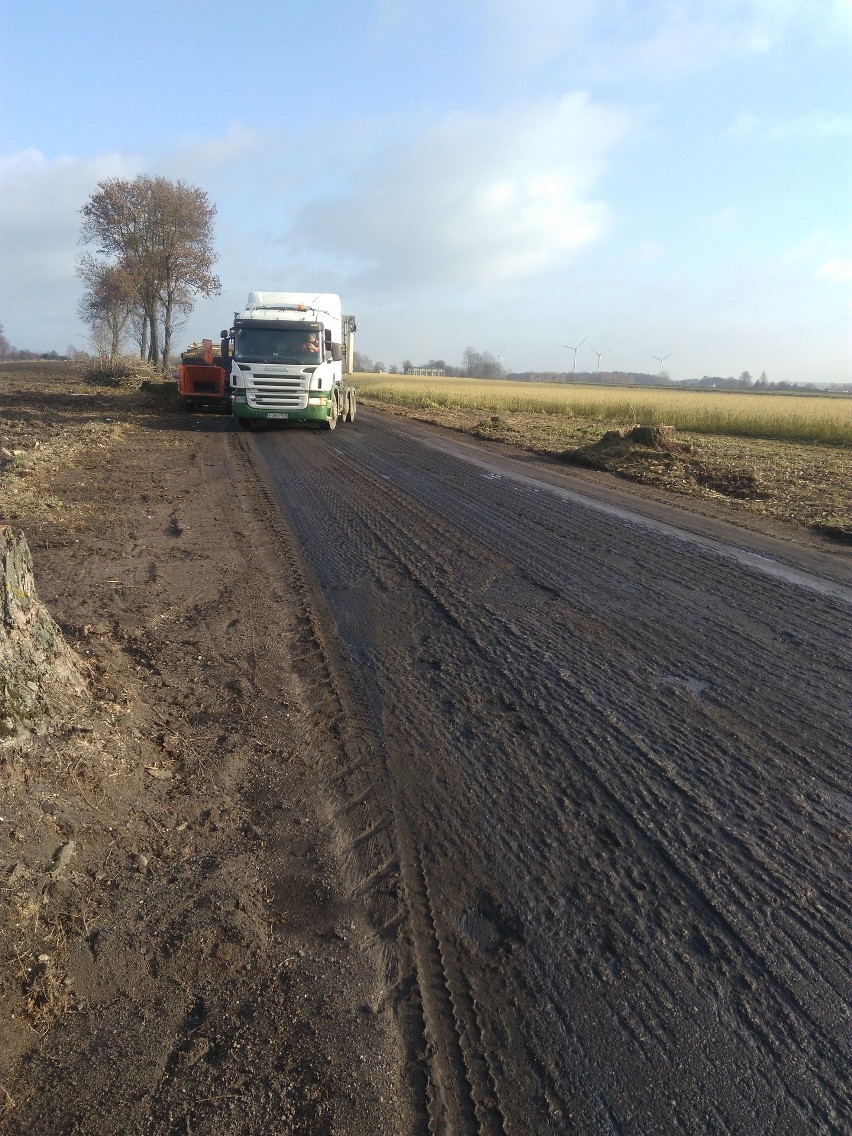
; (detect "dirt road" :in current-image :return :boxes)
[242,408,851,1134]
[2,377,850,1134]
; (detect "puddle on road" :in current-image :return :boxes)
[657,674,711,697]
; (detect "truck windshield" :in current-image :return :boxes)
[235,327,322,364]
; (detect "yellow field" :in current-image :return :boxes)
[353,374,852,445]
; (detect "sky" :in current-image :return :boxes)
[0,0,850,383]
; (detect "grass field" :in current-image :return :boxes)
[353,375,852,446]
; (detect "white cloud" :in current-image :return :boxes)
[154,124,268,186]
[0,148,138,345]
[473,0,852,80]
[704,207,739,229]
[768,111,852,139]
[731,110,852,139]
[627,240,667,262]
[730,112,760,137]
[293,94,632,294]
[781,229,851,274]
[817,259,852,282]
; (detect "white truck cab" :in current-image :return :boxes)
[224,292,356,429]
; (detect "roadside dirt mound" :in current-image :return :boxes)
[563,424,775,501]
[1,528,87,740]
[563,423,690,482]
[565,423,685,466]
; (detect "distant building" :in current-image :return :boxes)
[406,367,445,376]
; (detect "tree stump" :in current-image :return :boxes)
[1,528,86,739]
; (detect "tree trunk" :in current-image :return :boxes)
[145,295,159,365]
[1,528,86,739]
[136,311,148,360]
[161,295,173,370]
[109,316,122,362]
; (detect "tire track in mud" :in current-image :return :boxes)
[384,452,849,1036]
[339,430,850,954]
[229,433,497,1136]
[309,439,848,940]
[244,422,851,1134]
[368,426,850,770]
[319,447,848,1102]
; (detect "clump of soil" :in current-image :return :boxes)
[564,424,768,500]
[812,519,852,544]
[566,423,687,467]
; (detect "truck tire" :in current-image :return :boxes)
[325,393,339,430]
[345,388,356,423]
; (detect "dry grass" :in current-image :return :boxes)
[0,360,174,530]
[354,374,852,445]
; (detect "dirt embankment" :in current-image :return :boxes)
[0,363,406,1134]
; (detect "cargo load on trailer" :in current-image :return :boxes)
[222,292,357,430]
[177,338,231,411]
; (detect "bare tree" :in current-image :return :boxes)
[79,176,220,369]
[462,346,481,377]
[0,323,10,359]
[461,346,504,379]
[150,180,219,366]
[77,257,136,361]
[478,351,503,379]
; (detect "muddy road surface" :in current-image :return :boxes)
[242,407,851,1135]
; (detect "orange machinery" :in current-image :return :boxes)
[177,338,231,411]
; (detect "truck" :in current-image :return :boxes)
[177,338,231,411]
[222,292,357,430]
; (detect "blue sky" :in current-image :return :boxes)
[1,0,850,381]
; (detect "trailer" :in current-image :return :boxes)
[177,338,231,411]
[222,292,357,430]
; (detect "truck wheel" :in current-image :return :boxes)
[325,394,339,430]
[346,388,357,423]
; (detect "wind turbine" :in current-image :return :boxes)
[652,353,671,375]
[562,337,586,374]
[590,346,612,371]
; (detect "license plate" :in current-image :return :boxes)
[267,413,289,419]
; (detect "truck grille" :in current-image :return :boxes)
[247,375,307,410]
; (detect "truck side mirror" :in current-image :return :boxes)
[330,343,342,362]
